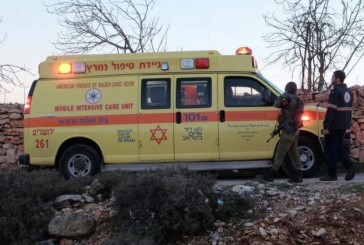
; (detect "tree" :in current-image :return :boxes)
[263,0,364,91]
[45,0,169,54]
[0,18,31,94]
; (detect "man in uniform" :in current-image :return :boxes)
[320,70,358,181]
[264,81,304,183]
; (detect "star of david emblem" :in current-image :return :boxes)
[150,125,167,144]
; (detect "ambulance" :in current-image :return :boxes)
[19,47,326,178]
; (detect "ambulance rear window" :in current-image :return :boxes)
[141,79,171,109]
[176,78,211,108]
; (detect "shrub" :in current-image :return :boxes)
[0,168,253,244]
[0,169,92,244]
[94,170,130,198]
[108,168,218,244]
[213,190,252,222]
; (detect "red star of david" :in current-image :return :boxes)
[150,125,167,144]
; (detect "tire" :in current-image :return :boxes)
[59,144,101,178]
[281,136,322,178]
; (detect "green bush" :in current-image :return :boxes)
[95,170,131,199]
[0,168,253,244]
[108,168,219,244]
[214,190,252,222]
[0,169,92,244]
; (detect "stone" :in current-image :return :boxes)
[231,185,255,196]
[53,195,84,210]
[4,128,23,136]
[5,148,16,164]
[48,213,96,239]
[313,228,327,237]
[8,108,23,114]
[351,148,360,159]
[0,134,5,143]
[10,137,23,145]
[359,149,364,163]
[10,120,23,128]
[2,143,12,150]
[0,148,6,155]
[259,227,268,237]
[9,113,22,120]
[352,122,361,133]
[0,119,10,125]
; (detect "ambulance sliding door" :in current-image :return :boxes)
[174,75,219,160]
[138,76,175,161]
[218,75,279,159]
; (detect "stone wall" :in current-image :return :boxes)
[0,103,24,169]
[346,86,364,163]
[1,86,364,168]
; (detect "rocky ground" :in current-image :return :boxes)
[58,173,364,245]
[178,178,364,245]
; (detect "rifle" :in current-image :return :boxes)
[266,117,290,143]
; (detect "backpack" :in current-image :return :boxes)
[279,95,304,133]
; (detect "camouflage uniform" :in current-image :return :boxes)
[272,92,302,172]
[263,81,304,183]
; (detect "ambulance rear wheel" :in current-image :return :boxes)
[281,136,322,178]
[59,144,101,178]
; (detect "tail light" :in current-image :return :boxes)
[252,57,258,68]
[302,114,310,122]
[24,96,32,114]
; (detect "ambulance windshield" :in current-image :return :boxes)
[257,74,284,95]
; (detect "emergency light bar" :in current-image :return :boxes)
[236,47,252,55]
[180,58,209,70]
[235,46,258,68]
[180,59,194,69]
[58,62,86,74]
[195,58,209,69]
[58,63,72,74]
[73,63,86,74]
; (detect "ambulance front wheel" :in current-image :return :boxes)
[281,136,322,178]
[59,144,101,178]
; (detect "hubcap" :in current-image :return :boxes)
[298,146,314,171]
[68,154,91,177]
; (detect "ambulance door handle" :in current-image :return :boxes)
[176,111,182,124]
[219,110,225,122]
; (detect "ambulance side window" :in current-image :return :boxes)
[224,77,275,107]
[141,79,171,109]
[176,78,211,108]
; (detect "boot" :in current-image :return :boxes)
[288,169,302,184]
[345,164,358,181]
[262,168,276,182]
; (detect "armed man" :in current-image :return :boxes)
[263,81,304,183]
